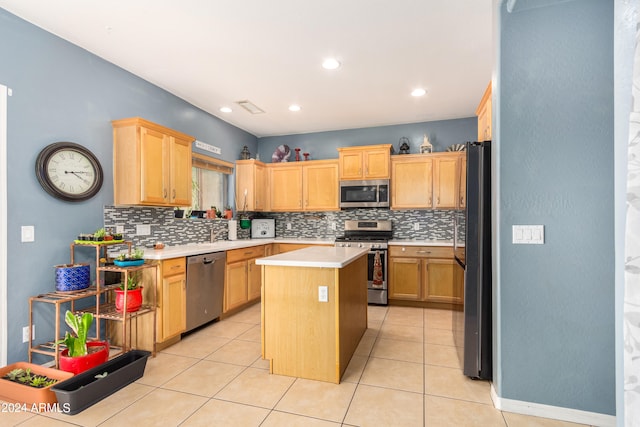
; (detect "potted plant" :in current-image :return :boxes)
[174,207,184,218]
[224,206,233,219]
[58,311,109,375]
[93,228,106,242]
[113,247,145,267]
[114,273,143,313]
[0,362,73,405]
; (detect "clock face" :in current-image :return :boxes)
[36,142,103,202]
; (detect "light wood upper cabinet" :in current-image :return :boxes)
[112,117,194,207]
[302,160,339,211]
[236,159,269,211]
[433,155,460,209]
[269,163,303,211]
[266,160,339,212]
[337,144,392,180]
[476,82,492,142]
[391,152,464,210]
[391,155,433,209]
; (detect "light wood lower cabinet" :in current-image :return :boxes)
[155,257,186,342]
[224,245,267,313]
[389,246,462,305]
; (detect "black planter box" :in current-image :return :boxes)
[52,350,151,415]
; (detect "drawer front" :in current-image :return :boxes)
[226,245,266,263]
[389,246,452,258]
[162,257,186,276]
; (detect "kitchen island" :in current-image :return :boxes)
[256,246,369,383]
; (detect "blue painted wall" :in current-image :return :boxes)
[257,117,476,161]
[496,0,614,415]
[0,8,257,364]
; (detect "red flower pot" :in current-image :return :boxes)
[114,287,143,313]
[59,341,109,375]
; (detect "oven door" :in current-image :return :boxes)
[367,248,388,305]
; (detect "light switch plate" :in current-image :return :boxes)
[512,225,544,244]
[21,225,35,242]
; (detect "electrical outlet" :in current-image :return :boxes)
[115,225,124,234]
[413,223,420,231]
[318,286,328,302]
[21,225,35,242]
[329,221,336,231]
[286,222,292,230]
[136,224,151,235]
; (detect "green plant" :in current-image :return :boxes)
[58,311,93,357]
[115,247,145,261]
[2,368,58,388]
[119,272,139,290]
[94,228,106,238]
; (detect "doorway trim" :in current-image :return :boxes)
[1,84,8,366]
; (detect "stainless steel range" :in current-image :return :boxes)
[335,220,392,305]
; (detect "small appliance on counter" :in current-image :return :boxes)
[251,218,275,239]
[228,220,238,241]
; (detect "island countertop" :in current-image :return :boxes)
[256,246,369,268]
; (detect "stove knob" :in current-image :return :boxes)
[372,243,379,249]
[346,243,351,247]
[358,243,364,248]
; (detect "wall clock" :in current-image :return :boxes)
[35,142,104,202]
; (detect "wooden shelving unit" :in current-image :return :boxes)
[28,242,156,368]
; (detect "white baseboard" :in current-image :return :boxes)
[490,384,616,427]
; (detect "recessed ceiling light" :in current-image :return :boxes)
[411,88,427,97]
[322,58,341,70]
[219,107,232,113]
[289,104,301,112]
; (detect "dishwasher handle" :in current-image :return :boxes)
[203,258,216,265]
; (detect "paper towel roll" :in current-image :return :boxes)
[228,220,238,240]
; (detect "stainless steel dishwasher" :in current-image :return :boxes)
[186,251,225,331]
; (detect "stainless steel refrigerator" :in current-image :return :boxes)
[454,140,492,380]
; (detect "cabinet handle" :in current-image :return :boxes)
[164,189,167,198]
[437,197,440,204]
[401,247,406,252]
[173,189,176,199]
[417,250,431,254]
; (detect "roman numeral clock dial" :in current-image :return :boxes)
[35,142,103,202]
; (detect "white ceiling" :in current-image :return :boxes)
[0,0,493,137]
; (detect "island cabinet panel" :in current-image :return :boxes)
[262,255,367,383]
[112,117,194,207]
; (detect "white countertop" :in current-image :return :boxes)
[111,238,334,260]
[388,239,453,247]
[256,246,369,268]
[110,238,452,260]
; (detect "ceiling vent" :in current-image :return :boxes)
[236,100,265,114]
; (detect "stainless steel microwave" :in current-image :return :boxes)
[339,179,390,208]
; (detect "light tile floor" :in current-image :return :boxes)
[5,304,592,426]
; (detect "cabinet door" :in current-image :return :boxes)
[140,126,168,204]
[162,273,186,340]
[225,261,248,312]
[391,158,433,209]
[459,154,467,209]
[389,257,421,300]
[303,161,339,210]
[364,148,390,179]
[270,165,303,211]
[433,156,459,209]
[247,258,262,301]
[424,259,459,304]
[339,151,363,179]
[476,83,492,142]
[170,136,192,206]
[255,163,269,211]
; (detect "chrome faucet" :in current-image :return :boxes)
[211,228,223,243]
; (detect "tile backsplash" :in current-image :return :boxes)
[104,205,463,248]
